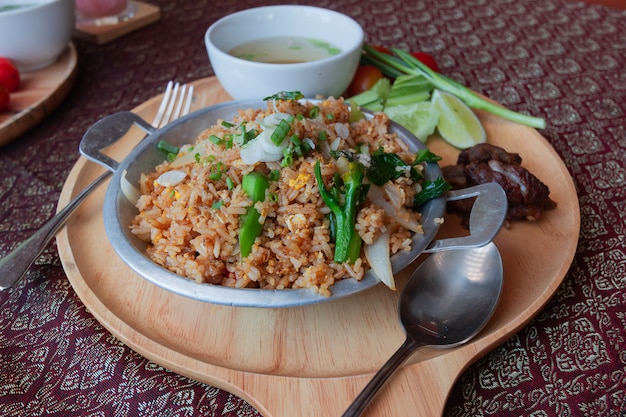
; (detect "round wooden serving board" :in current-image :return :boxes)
[0,43,78,146]
[57,77,580,417]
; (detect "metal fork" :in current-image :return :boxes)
[0,81,194,290]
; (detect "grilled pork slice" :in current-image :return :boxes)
[442,143,556,224]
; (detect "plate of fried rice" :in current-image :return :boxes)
[103,94,447,307]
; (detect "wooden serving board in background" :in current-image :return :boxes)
[74,1,161,45]
[56,77,580,417]
[0,43,78,147]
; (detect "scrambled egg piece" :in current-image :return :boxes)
[288,173,310,190]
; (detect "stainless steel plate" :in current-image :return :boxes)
[103,99,446,307]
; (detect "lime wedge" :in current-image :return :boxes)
[432,89,486,149]
[385,101,439,143]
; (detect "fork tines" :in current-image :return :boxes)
[152,81,195,128]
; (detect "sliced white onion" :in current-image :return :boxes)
[364,228,395,290]
[368,185,422,233]
[240,133,284,164]
[170,142,211,168]
[155,170,187,187]
[259,130,288,153]
[263,112,292,127]
[120,169,141,203]
[382,182,404,209]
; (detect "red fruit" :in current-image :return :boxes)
[371,45,392,55]
[410,52,439,72]
[347,65,384,96]
[0,85,10,112]
[0,58,21,92]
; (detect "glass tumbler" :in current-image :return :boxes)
[74,0,135,26]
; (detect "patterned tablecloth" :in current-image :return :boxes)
[1,0,625,415]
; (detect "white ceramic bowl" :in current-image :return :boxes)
[0,0,75,72]
[205,5,364,100]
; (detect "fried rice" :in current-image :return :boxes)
[130,96,426,296]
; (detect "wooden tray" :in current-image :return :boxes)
[0,43,78,147]
[56,77,580,417]
[74,1,161,45]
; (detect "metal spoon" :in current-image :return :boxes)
[342,242,504,417]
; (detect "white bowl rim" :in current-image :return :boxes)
[0,0,60,15]
[205,5,364,69]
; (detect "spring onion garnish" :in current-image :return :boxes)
[263,91,304,101]
[271,118,293,146]
[362,45,546,129]
[157,140,179,155]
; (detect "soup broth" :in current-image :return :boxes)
[0,4,34,11]
[228,36,341,64]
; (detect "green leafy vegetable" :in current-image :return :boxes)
[366,152,422,185]
[413,149,442,164]
[314,160,369,264]
[412,177,451,208]
[263,91,304,101]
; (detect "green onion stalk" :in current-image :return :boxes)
[362,45,546,129]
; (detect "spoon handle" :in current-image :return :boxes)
[342,337,422,417]
[0,171,111,290]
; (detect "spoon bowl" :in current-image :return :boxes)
[401,241,503,348]
[342,242,503,417]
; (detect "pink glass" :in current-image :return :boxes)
[74,0,135,26]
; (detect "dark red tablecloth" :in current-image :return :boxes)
[1,0,625,415]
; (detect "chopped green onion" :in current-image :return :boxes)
[269,169,281,181]
[281,148,294,167]
[157,140,179,155]
[271,118,292,146]
[309,106,320,118]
